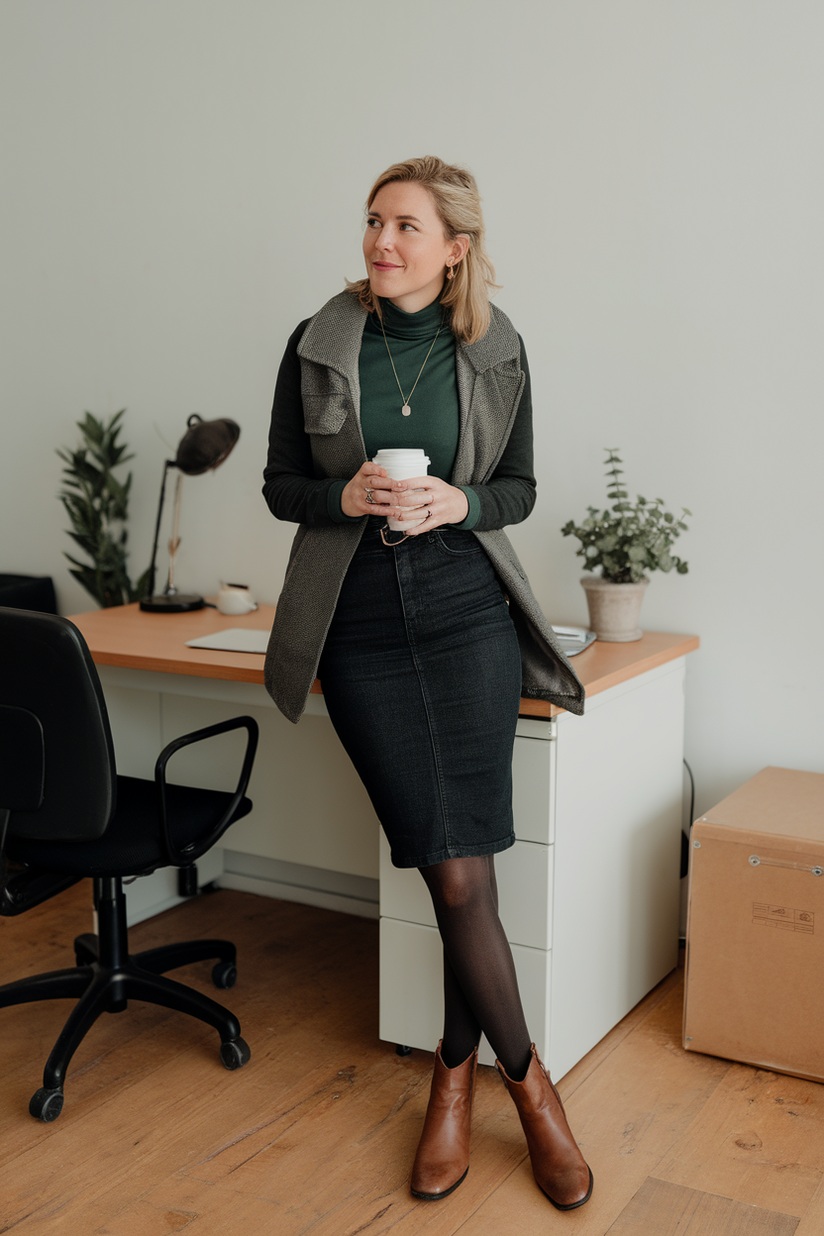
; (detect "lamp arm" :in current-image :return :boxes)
[144,461,175,600]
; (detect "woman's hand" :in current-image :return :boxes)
[341,465,469,530]
[389,475,470,535]
[340,462,396,518]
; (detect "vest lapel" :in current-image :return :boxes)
[297,292,369,473]
[452,306,525,487]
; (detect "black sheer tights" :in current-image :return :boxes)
[419,854,532,1082]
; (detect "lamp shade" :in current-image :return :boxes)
[174,415,240,475]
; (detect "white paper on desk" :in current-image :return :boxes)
[185,628,271,654]
[551,626,597,656]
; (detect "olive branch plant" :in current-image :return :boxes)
[57,409,150,608]
[561,449,691,584]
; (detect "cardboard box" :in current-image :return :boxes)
[683,766,824,1081]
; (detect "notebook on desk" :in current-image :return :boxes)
[185,628,271,654]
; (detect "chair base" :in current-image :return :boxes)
[0,876,251,1120]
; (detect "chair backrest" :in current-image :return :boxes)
[0,607,116,841]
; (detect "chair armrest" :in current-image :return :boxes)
[154,715,259,867]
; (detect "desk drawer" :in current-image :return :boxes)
[513,732,556,845]
[380,833,553,951]
[379,917,550,1067]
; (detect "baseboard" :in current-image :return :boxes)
[218,851,379,920]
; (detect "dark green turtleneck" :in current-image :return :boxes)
[326,297,480,527]
[360,297,458,479]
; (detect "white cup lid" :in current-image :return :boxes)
[373,448,430,461]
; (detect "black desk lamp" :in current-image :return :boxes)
[140,414,240,613]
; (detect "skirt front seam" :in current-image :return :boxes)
[392,541,456,859]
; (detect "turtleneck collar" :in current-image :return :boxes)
[371,295,447,341]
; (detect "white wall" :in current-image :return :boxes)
[1,0,821,814]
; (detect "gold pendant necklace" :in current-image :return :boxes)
[379,314,443,416]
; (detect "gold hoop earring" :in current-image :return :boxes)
[446,261,457,281]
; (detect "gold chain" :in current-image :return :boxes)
[379,315,443,416]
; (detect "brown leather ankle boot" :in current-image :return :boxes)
[410,1041,477,1200]
[496,1044,593,1211]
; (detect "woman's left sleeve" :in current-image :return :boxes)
[455,336,537,531]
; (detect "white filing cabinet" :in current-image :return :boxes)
[379,656,687,1079]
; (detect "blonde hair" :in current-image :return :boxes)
[347,156,499,345]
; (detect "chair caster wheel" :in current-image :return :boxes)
[396,1044,412,1057]
[212,960,237,989]
[30,1087,64,1122]
[220,1037,251,1070]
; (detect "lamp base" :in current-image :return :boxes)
[139,594,205,614]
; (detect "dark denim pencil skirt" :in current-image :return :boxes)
[317,519,522,869]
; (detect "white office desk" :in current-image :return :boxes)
[70,603,698,1078]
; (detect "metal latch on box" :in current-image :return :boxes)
[748,855,823,877]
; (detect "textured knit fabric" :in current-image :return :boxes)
[262,290,584,723]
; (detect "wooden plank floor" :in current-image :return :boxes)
[1,882,822,1234]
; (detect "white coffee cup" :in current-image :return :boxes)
[217,583,258,615]
[373,449,431,531]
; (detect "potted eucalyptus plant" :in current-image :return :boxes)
[561,449,691,642]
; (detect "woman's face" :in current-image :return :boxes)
[363,181,463,314]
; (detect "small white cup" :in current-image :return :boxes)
[373,449,430,531]
[217,584,258,615]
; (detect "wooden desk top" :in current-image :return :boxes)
[68,603,699,719]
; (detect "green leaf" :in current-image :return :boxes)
[57,408,145,608]
[562,448,692,581]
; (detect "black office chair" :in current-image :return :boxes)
[0,606,259,1121]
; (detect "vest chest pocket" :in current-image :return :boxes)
[303,394,349,435]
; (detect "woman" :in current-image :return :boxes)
[262,156,592,1211]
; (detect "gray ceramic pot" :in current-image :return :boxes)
[580,576,649,642]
